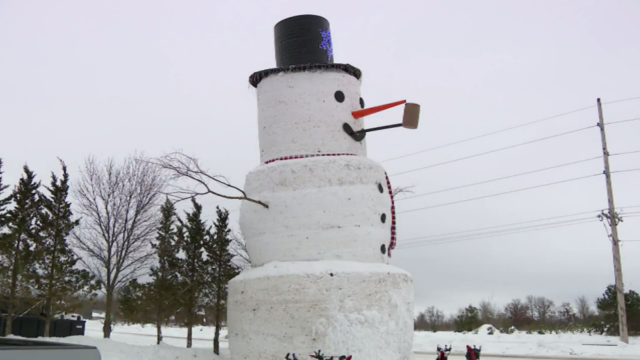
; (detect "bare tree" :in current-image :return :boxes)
[575,295,593,322]
[504,298,530,328]
[526,295,536,320]
[230,231,250,270]
[146,152,267,208]
[557,302,575,325]
[414,311,428,331]
[424,306,445,331]
[72,155,165,338]
[479,299,498,324]
[532,296,555,324]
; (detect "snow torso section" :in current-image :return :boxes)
[240,156,391,266]
[257,71,367,164]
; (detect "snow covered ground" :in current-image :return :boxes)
[83,318,228,349]
[14,320,640,360]
[413,328,640,359]
[32,335,218,360]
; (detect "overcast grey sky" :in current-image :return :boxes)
[1,0,639,315]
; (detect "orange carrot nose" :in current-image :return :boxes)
[352,100,406,119]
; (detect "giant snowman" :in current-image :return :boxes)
[228,15,418,360]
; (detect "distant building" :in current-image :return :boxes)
[91,311,106,320]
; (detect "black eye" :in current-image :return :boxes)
[359,97,365,109]
[334,90,345,103]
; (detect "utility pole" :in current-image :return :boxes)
[596,98,629,344]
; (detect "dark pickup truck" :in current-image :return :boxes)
[0,337,101,360]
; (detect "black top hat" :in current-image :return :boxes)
[249,15,361,87]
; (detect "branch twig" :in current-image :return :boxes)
[142,152,268,209]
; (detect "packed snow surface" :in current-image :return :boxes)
[474,324,501,335]
[228,261,414,360]
[26,335,218,360]
[14,320,640,359]
[83,319,228,349]
[255,70,367,163]
[413,329,640,358]
[240,157,393,266]
[233,260,409,281]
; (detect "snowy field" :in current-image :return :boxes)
[83,318,229,350]
[14,320,640,360]
[413,329,640,359]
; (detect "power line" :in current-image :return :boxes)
[400,217,598,248]
[399,220,599,249]
[398,218,599,249]
[380,106,595,163]
[611,168,640,174]
[401,216,598,247]
[605,117,640,126]
[618,214,640,222]
[399,208,619,243]
[398,205,640,246]
[379,95,640,164]
[395,156,601,201]
[619,205,640,211]
[398,173,602,214]
[390,125,595,177]
[611,150,640,157]
[602,96,640,105]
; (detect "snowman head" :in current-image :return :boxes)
[249,15,418,164]
[254,69,367,163]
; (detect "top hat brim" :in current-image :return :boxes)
[249,63,362,88]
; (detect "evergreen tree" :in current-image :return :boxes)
[1,165,41,335]
[204,206,239,355]
[118,279,151,324]
[0,159,13,284]
[176,198,208,348]
[0,159,11,230]
[147,197,179,344]
[33,160,97,336]
[596,284,640,334]
[455,305,481,332]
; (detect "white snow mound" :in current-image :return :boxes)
[473,324,500,335]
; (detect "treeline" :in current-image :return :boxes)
[117,199,240,353]
[415,286,640,336]
[0,156,247,354]
[0,159,96,337]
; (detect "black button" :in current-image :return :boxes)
[334,90,345,103]
[380,244,386,254]
[381,213,386,223]
[378,183,384,193]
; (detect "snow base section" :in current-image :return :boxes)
[240,157,392,267]
[227,261,414,360]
